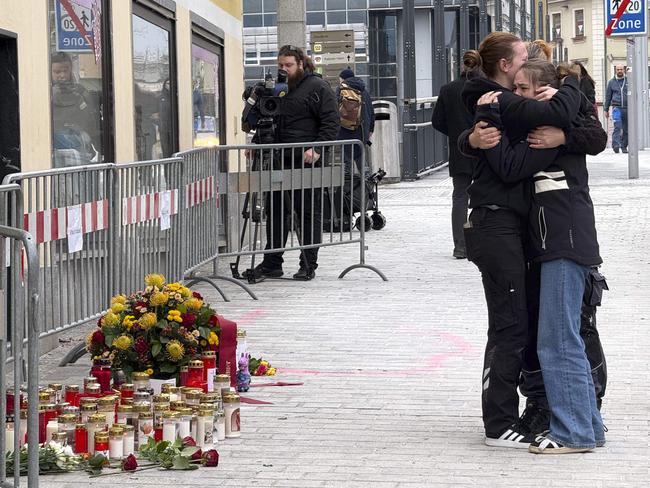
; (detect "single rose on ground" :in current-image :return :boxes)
[202,449,219,467]
[121,454,138,471]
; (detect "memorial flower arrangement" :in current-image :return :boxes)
[86,274,221,380]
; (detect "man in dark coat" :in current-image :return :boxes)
[431,71,475,259]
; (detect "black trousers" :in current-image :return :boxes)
[261,188,322,270]
[451,173,472,253]
[465,207,529,437]
[519,264,608,409]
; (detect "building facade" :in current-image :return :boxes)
[0,0,245,175]
[243,1,539,104]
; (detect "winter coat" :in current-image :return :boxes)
[475,102,604,266]
[336,76,375,144]
[604,76,628,110]
[458,75,582,217]
[431,73,475,176]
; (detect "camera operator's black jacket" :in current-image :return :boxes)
[474,100,604,267]
[277,72,340,165]
[458,76,582,217]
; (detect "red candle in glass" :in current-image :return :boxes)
[94,432,109,453]
[179,365,189,386]
[91,359,112,393]
[187,360,204,388]
[201,352,216,382]
[65,385,81,406]
[120,383,134,400]
[154,426,163,442]
[75,424,88,453]
[38,405,47,443]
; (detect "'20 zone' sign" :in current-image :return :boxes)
[605,0,647,36]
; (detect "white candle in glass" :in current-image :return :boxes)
[46,421,59,442]
[5,427,14,453]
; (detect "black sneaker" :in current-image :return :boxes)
[453,248,467,259]
[517,403,550,435]
[622,147,628,153]
[529,434,593,454]
[251,263,284,279]
[613,146,620,153]
[485,424,535,449]
[293,267,315,281]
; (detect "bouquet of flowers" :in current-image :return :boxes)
[86,274,220,380]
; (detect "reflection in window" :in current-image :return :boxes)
[192,44,221,147]
[48,0,104,167]
[132,13,174,160]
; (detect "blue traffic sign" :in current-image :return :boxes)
[605,0,647,36]
[55,0,94,52]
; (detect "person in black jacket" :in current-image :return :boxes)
[432,70,476,259]
[474,60,606,454]
[251,45,340,281]
[456,32,582,449]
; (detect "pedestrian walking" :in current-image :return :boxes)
[431,69,475,259]
[604,65,628,153]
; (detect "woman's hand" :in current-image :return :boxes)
[527,126,566,149]
[534,86,558,101]
[469,121,501,150]
[477,91,502,105]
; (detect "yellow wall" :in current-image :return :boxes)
[0,1,52,172]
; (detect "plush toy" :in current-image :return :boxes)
[236,353,251,392]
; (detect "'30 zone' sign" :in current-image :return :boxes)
[605,0,647,36]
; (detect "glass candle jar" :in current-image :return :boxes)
[214,374,231,397]
[41,404,58,443]
[48,383,64,404]
[85,383,102,398]
[180,387,199,403]
[170,400,186,411]
[19,410,27,447]
[187,360,204,388]
[74,424,88,454]
[46,420,59,442]
[94,431,109,458]
[108,426,124,460]
[91,358,113,393]
[215,410,225,441]
[97,396,117,428]
[55,402,70,415]
[122,424,135,456]
[83,376,98,393]
[132,372,151,392]
[177,407,192,439]
[167,387,181,403]
[65,385,81,406]
[51,431,68,446]
[136,412,154,448]
[185,391,202,407]
[197,407,214,449]
[152,393,170,405]
[162,411,179,442]
[86,413,107,455]
[133,390,152,405]
[223,394,241,438]
[120,383,134,400]
[236,329,247,365]
[179,365,189,386]
[61,405,79,419]
[38,391,51,405]
[58,414,77,447]
[80,403,98,424]
[116,404,134,425]
[201,351,217,391]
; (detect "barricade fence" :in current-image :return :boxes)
[0,184,41,488]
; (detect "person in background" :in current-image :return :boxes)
[604,65,628,153]
[432,67,476,259]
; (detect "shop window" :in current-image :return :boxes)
[191,35,224,148]
[48,0,110,167]
[132,4,177,160]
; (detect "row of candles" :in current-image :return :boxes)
[5,360,242,460]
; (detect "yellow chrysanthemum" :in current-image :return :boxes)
[150,292,169,307]
[179,286,192,298]
[166,310,183,323]
[145,368,154,376]
[185,298,203,311]
[200,339,207,347]
[110,302,126,314]
[103,311,120,327]
[145,274,166,288]
[111,294,127,305]
[138,313,158,330]
[113,335,132,350]
[165,340,185,361]
[267,368,277,376]
[208,331,219,346]
[166,283,182,292]
[122,315,137,329]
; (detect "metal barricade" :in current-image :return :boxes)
[403,96,449,179]
[4,165,115,338]
[0,184,40,488]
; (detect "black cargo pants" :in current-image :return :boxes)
[464,207,529,438]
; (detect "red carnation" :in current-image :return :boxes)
[91,330,105,345]
[121,453,138,471]
[202,449,219,467]
[134,337,149,354]
[192,291,203,300]
[182,313,197,328]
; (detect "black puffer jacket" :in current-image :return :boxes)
[476,102,604,266]
[458,76,581,216]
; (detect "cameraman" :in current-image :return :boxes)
[253,45,339,281]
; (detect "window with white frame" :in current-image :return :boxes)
[552,13,562,41]
[574,9,585,38]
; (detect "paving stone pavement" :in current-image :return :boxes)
[30,149,650,487]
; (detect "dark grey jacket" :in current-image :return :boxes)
[604,76,628,111]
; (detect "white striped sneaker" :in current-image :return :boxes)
[528,434,594,454]
[485,424,535,449]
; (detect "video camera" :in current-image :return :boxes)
[241,69,289,134]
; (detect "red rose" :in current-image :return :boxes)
[134,337,149,354]
[92,330,105,345]
[202,449,219,467]
[121,454,138,471]
[182,313,197,328]
[190,448,203,460]
[182,436,196,447]
[192,291,203,300]
[208,315,219,328]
